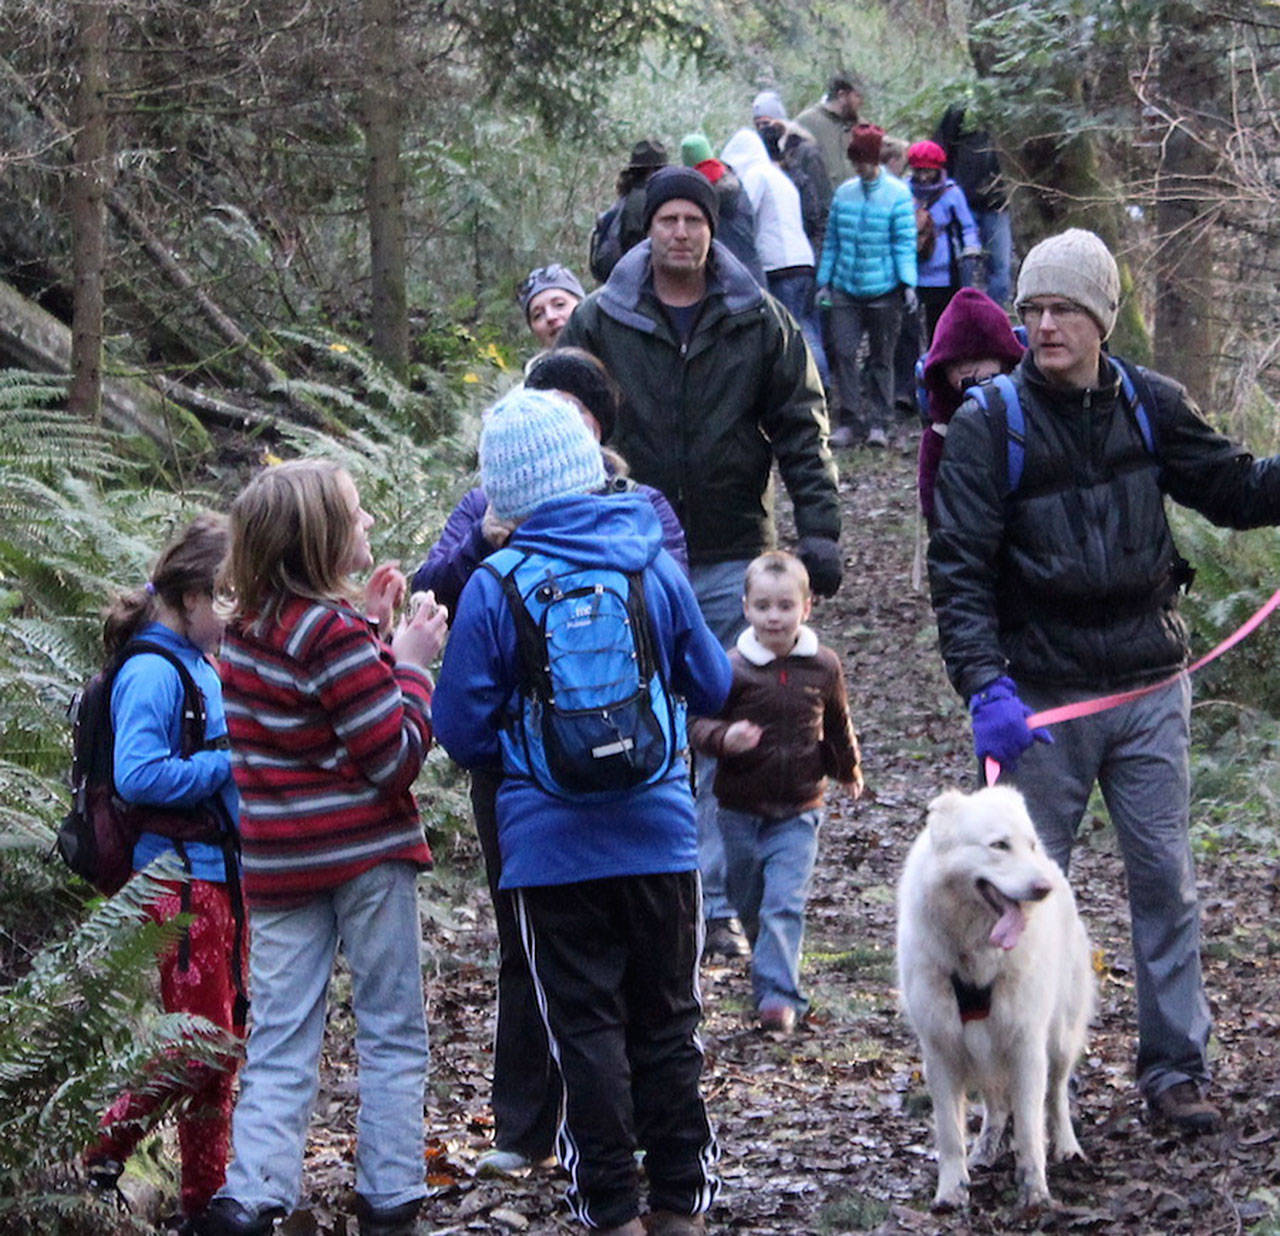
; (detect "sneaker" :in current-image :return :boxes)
[703,917,750,959]
[1147,1082,1221,1134]
[475,1147,555,1177]
[827,425,857,449]
[643,1212,707,1235]
[191,1198,284,1236]
[355,1194,422,1236]
[757,998,798,1034]
[85,1156,124,1196]
[865,426,889,448]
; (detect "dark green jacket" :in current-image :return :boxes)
[558,240,838,565]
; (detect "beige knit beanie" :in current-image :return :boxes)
[1016,229,1120,339]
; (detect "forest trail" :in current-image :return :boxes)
[299,434,1280,1236]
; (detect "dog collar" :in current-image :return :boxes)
[950,973,993,1022]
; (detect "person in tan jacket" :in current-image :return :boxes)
[690,550,862,1033]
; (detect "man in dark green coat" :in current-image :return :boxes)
[559,163,840,963]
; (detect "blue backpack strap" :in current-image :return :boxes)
[967,373,1024,496]
[914,355,929,421]
[1111,357,1156,456]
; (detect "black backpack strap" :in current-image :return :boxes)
[480,551,549,700]
[119,639,207,760]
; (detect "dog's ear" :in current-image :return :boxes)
[925,789,967,850]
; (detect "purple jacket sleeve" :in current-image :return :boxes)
[410,488,491,624]
[639,483,690,576]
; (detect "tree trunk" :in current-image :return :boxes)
[1152,3,1221,408]
[67,0,111,422]
[361,0,409,379]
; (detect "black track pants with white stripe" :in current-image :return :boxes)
[515,871,720,1229]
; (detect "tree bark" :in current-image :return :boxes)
[1152,3,1221,407]
[67,0,110,423]
[361,0,409,378]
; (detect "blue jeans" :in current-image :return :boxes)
[1007,675,1209,1099]
[689,559,750,921]
[977,209,1013,307]
[718,807,820,1013]
[767,270,831,391]
[218,862,429,1216]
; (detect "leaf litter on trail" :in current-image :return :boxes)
[276,442,1280,1234]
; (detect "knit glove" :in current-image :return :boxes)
[798,536,843,598]
[968,676,1053,772]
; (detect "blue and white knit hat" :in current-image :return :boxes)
[480,388,606,521]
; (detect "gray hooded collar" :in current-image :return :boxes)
[596,239,765,334]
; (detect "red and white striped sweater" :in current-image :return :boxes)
[220,597,433,910]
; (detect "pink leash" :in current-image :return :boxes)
[984,583,1280,785]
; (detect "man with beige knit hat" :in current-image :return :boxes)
[929,227,1280,1136]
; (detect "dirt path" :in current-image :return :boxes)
[296,440,1280,1236]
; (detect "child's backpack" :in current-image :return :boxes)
[482,547,685,802]
[56,640,233,896]
[588,199,625,284]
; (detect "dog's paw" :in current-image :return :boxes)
[931,1183,969,1213]
[1051,1139,1087,1164]
[1015,1174,1052,1213]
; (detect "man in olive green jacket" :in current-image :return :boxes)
[558,164,840,962]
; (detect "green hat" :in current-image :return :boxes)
[680,133,714,167]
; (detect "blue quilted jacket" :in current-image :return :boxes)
[816,170,917,298]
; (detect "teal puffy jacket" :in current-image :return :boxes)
[817,171,917,298]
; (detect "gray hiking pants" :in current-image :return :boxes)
[1007,674,1211,1099]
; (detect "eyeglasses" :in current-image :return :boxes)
[1017,300,1089,325]
[519,264,570,301]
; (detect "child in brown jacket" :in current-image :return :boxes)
[690,550,862,1032]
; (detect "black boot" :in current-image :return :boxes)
[355,1195,422,1236]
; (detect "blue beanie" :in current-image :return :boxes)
[480,389,606,521]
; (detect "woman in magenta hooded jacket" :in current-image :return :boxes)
[917,286,1024,527]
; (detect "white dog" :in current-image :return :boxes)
[896,785,1095,1210]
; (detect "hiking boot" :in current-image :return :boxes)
[757,998,798,1034]
[85,1156,124,1196]
[828,425,857,449]
[703,917,750,959]
[1147,1082,1222,1135]
[643,1211,707,1235]
[191,1198,284,1236]
[865,426,889,448]
[355,1194,422,1236]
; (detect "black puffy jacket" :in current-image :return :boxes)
[928,355,1280,700]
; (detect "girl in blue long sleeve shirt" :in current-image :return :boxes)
[84,514,245,1226]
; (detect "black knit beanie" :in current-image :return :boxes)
[642,165,719,236]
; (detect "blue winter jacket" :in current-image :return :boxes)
[432,492,732,889]
[913,179,980,289]
[111,621,239,882]
[412,466,688,622]
[817,170,917,298]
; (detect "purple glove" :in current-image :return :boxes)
[968,676,1053,772]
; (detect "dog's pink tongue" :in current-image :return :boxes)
[989,900,1026,950]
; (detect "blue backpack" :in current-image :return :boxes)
[966,356,1157,496]
[482,547,685,802]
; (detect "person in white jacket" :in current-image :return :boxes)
[721,127,829,390]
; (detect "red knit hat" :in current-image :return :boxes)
[847,123,884,164]
[907,140,947,170]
